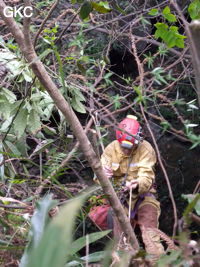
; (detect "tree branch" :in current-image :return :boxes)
[34,0,59,47]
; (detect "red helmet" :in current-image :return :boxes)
[116,115,142,149]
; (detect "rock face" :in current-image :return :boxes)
[156,137,200,235]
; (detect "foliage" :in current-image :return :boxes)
[20,194,57,267]
[20,194,111,267]
[184,122,200,149]
[182,193,200,216]
[149,5,186,48]
[188,0,200,20]
[0,148,4,180]
[79,1,111,20]
[157,194,200,266]
[154,23,186,48]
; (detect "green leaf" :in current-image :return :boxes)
[4,140,21,156]
[71,97,86,113]
[0,142,4,181]
[110,94,122,109]
[160,121,170,132]
[91,1,112,13]
[112,3,126,14]
[158,250,182,267]
[54,47,67,92]
[162,6,177,23]
[164,13,177,22]
[154,23,186,48]
[28,110,41,134]
[66,251,106,266]
[22,195,84,267]
[10,100,23,116]
[71,0,84,3]
[175,38,185,48]
[155,23,168,39]
[70,230,111,255]
[188,0,200,20]
[148,8,158,16]
[182,194,200,216]
[13,108,28,138]
[151,67,168,85]
[133,86,147,105]
[0,87,16,103]
[43,125,57,136]
[31,195,57,248]
[77,61,86,74]
[72,88,86,102]
[20,194,57,267]
[38,48,53,60]
[162,6,170,15]
[22,67,33,82]
[0,117,12,132]
[31,140,54,156]
[81,251,106,263]
[80,1,93,20]
[14,137,29,157]
[0,97,12,120]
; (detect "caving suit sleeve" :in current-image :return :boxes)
[93,142,114,183]
[137,144,156,194]
[100,142,114,168]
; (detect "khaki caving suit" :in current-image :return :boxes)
[101,139,164,260]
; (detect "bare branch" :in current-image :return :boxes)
[34,0,59,47]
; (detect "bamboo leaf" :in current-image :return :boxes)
[70,230,111,255]
[22,195,84,267]
[20,194,57,267]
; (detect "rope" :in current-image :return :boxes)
[128,187,133,220]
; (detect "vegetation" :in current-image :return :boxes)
[0,0,200,266]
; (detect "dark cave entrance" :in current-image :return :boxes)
[109,47,139,78]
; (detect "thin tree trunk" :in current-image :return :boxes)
[188,21,200,106]
[171,1,200,106]
[0,0,139,251]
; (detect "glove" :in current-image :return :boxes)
[103,166,113,178]
[126,179,139,190]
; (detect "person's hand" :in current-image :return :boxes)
[103,166,113,178]
[125,180,139,190]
